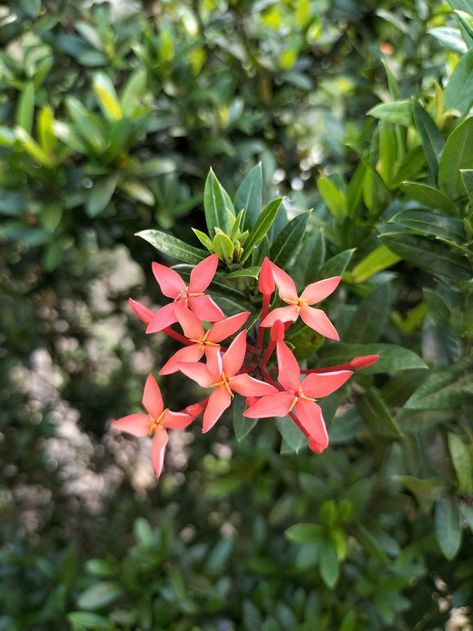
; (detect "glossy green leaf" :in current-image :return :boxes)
[435,497,462,560]
[319,537,340,588]
[411,100,444,183]
[277,417,306,454]
[235,163,262,228]
[349,245,400,283]
[438,116,473,199]
[241,198,282,263]
[136,230,206,264]
[120,68,147,117]
[344,283,392,343]
[356,387,403,439]
[213,231,234,262]
[15,127,56,168]
[318,343,427,375]
[226,266,260,279]
[119,180,154,206]
[16,82,35,133]
[270,212,309,268]
[317,176,346,220]
[429,26,467,53]
[67,612,110,630]
[354,523,389,564]
[285,523,323,544]
[445,49,473,117]
[86,175,119,217]
[448,433,473,493]
[318,249,355,278]
[367,100,412,126]
[204,169,234,236]
[389,209,465,242]
[38,106,56,156]
[93,72,122,121]
[405,361,473,410]
[233,396,257,441]
[401,182,459,216]
[192,228,214,252]
[77,581,122,609]
[66,97,105,152]
[460,168,473,202]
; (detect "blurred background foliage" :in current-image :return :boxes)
[1,0,473,629]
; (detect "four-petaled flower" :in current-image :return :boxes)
[261,263,341,341]
[147,254,224,333]
[244,340,352,453]
[178,330,277,433]
[160,302,250,375]
[112,374,194,477]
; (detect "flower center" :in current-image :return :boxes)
[148,410,167,435]
[288,387,315,412]
[174,287,204,306]
[190,329,219,347]
[211,372,234,397]
[285,297,307,309]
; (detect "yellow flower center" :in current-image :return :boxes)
[190,329,219,347]
[211,372,234,397]
[285,297,307,309]
[148,410,167,436]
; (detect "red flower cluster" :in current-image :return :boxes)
[112,254,379,477]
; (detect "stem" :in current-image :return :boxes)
[163,328,192,345]
[257,294,271,351]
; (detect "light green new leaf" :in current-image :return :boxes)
[445,49,473,117]
[16,82,35,133]
[367,100,412,126]
[192,228,214,252]
[285,523,323,544]
[120,68,147,117]
[15,127,56,168]
[77,581,122,609]
[119,180,154,206]
[213,231,234,262]
[350,245,400,283]
[38,106,56,156]
[317,176,347,220]
[93,72,122,121]
[438,116,473,199]
[136,230,206,264]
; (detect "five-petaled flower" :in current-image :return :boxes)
[178,330,277,432]
[261,262,341,341]
[244,340,352,453]
[147,254,224,333]
[112,374,194,477]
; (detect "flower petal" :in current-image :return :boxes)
[174,302,204,340]
[294,399,328,450]
[230,374,277,397]
[260,305,299,327]
[208,311,250,343]
[222,330,247,377]
[189,253,219,293]
[146,303,177,334]
[258,257,276,295]
[152,262,185,298]
[183,399,208,418]
[203,386,232,433]
[300,276,341,305]
[151,427,169,478]
[111,413,150,437]
[301,370,352,398]
[204,347,223,381]
[128,298,154,325]
[189,294,224,322]
[142,374,164,418]
[276,340,300,391]
[177,362,214,388]
[159,344,204,376]
[300,306,339,341]
[350,354,380,370]
[272,266,298,301]
[243,391,294,418]
[162,410,194,430]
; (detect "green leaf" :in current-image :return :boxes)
[405,361,473,410]
[213,231,234,263]
[367,100,412,126]
[285,523,323,544]
[16,82,35,133]
[317,343,427,375]
[120,68,147,117]
[302,228,326,285]
[423,288,451,322]
[319,538,340,588]
[401,182,459,216]
[394,475,447,502]
[349,245,400,283]
[438,116,473,199]
[318,249,355,278]
[448,433,473,494]
[389,209,465,243]
[379,233,471,281]
[435,497,462,560]
[77,582,122,610]
[429,26,467,53]
[277,417,306,454]
[356,387,403,439]
[93,72,122,121]
[460,169,473,202]
[226,266,260,279]
[241,197,282,263]
[378,121,398,187]
[354,523,389,564]
[396,408,453,433]
[66,97,105,153]
[192,228,214,252]
[136,230,206,264]
[15,127,56,168]
[411,100,444,184]
[233,396,257,441]
[204,168,234,236]
[445,49,473,117]
[269,212,309,268]
[317,176,347,220]
[119,180,154,206]
[86,175,119,217]
[235,163,263,228]
[343,283,391,343]
[38,106,56,156]
[67,612,110,630]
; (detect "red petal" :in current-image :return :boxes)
[162,410,194,430]
[189,254,219,293]
[142,374,163,418]
[276,340,300,392]
[189,294,224,322]
[128,298,154,325]
[294,400,328,449]
[208,311,250,343]
[174,301,204,340]
[272,266,298,301]
[111,413,149,437]
[152,262,185,298]
[300,276,341,305]
[177,362,214,387]
[300,306,339,341]
[258,257,276,295]
[204,347,223,380]
[230,374,277,397]
[183,399,208,418]
[302,370,352,398]
[151,428,169,478]
[146,303,177,334]
[261,305,299,327]
[222,330,247,377]
[159,345,204,376]
[202,386,232,433]
[350,354,380,370]
[243,391,294,418]
[270,320,286,342]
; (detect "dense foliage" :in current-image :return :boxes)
[1,0,473,629]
